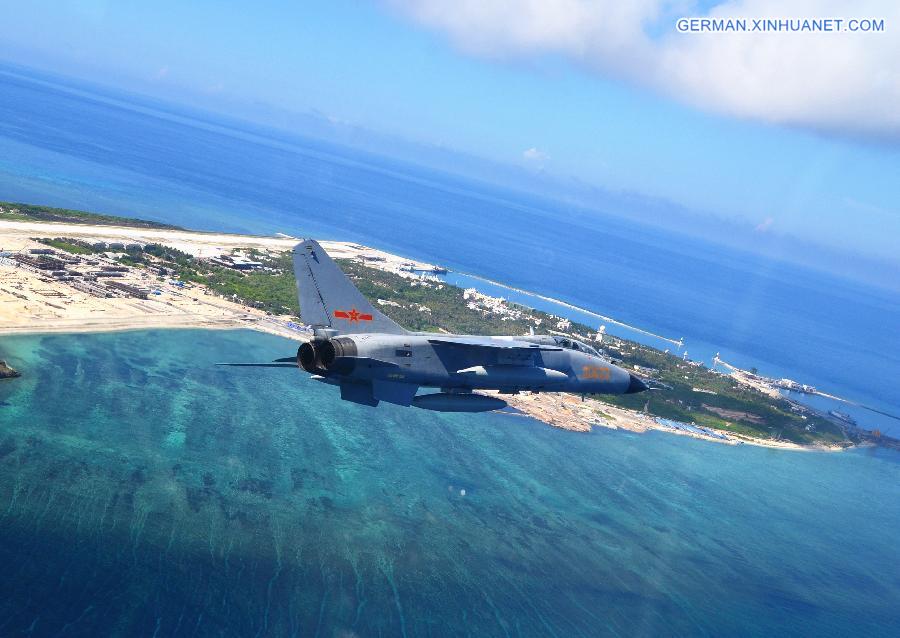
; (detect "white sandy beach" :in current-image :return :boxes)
[0,218,836,451]
[0,219,439,341]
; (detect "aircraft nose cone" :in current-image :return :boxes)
[625,374,649,394]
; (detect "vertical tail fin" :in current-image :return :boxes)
[292,240,408,335]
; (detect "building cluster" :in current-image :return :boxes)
[775,378,817,394]
[206,253,264,271]
[463,287,531,322]
[356,253,447,278]
[461,287,594,339]
[633,364,660,377]
[397,260,448,275]
[5,246,151,299]
[88,240,144,252]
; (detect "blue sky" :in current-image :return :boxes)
[0,0,898,261]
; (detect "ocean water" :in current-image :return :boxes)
[0,67,898,435]
[0,67,897,436]
[0,330,898,636]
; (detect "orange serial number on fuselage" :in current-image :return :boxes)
[582,365,611,380]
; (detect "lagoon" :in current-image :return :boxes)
[1,329,898,636]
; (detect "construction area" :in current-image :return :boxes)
[0,220,446,339]
[0,233,278,337]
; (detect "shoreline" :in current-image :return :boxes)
[0,218,861,452]
[453,270,685,348]
[491,389,850,452]
[3,320,842,452]
[0,311,306,342]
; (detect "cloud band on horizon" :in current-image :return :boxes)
[386,0,900,142]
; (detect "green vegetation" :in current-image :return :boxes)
[597,340,846,444]
[24,228,853,446]
[34,238,98,255]
[115,244,299,315]
[0,201,180,229]
[203,268,298,315]
[337,260,848,446]
[339,259,541,334]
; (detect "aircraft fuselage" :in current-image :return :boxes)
[301,333,644,396]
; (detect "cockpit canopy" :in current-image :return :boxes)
[553,336,600,357]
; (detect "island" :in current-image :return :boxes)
[0,360,19,379]
[1,201,894,451]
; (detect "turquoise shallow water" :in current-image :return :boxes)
[0,330,899,636]
[2,66,899,437]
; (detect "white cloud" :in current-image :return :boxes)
[388,0,900,140]
[523,147,549,161]
[755,216,775,232]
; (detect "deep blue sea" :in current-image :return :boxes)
[0,330,898,636]
[0,67,897,436]
[1,66,900,636]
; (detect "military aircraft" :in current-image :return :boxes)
[221,240,647,412]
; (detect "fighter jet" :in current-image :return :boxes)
[221,240,647,412]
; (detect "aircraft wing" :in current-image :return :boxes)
[427,337,561,351]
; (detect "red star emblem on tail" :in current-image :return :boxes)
[333,308,373,322]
